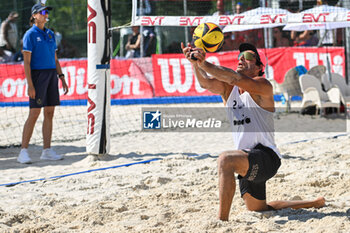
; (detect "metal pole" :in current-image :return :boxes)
[184,0,189,45]
[267,0,273,48]
[110,29,113,59]
[261,0,268,49]
[155,26,162,54]
[344,0,350,84]
[140,0,144,57]
[120,31,124,57]
[132,0,137,25]
[231,0,236,14]
[261,0,270,80]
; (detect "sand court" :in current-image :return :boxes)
[1,125,350,232]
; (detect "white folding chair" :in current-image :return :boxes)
[299,74,340,115]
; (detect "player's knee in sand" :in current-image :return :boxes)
[184,42,327,221]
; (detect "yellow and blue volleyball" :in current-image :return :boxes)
[192,22,224,53]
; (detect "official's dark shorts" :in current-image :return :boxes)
[29,69,60,108]
[238,143,281,200]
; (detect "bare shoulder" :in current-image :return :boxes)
[250,77,274,111]
[221,83,234,104]
[253,76,272,85]
[252,76,273,94]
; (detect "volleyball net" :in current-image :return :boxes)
[1,0,350,148]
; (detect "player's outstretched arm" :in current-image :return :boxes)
[195,53,272,97]
[181,42,231,101]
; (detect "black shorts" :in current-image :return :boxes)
[29,69,60,108]
[238,143,281,200]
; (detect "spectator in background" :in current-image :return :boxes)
[316,0,335,47]
[318,29,335,47]
[244,29,264,48]
[291,30,318,46]
[13,39,23,62]
[0,47,13,63]
[0,11,19,54]
[137,0,152,16]
[273,27,290,47]
[125,26,141,58]
[228,2,246,50]
[213,0,229,16]
[143,26,157,57]
[235,2,243,14]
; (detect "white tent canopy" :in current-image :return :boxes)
[283,5,350,31]
[223,7,291,32]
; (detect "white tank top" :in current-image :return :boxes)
[226,86,281,158]
[0,21,18,49]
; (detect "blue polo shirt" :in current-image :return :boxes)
[23,25,57,70]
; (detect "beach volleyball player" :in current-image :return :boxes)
[181,42,325,221]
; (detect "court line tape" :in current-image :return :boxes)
[281,133,349,145]
[0,158,162,187]
[1,133,348,188]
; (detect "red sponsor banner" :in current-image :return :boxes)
[0,64,27,102]
[152,46,345,98]
[0,47,345,103]
[152,52,238,97]
[58,60,88,101]
[110,59,153,99]
[0,58,153,103]
[265,47,345,83]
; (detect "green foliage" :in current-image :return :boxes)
[49,0,87,37]
[112,0,132,26]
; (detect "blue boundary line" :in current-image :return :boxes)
[0,158,162,187]
[281,133,349,145]
[1,133,348,188]
[111,96,222,105]
[0,95,299,107]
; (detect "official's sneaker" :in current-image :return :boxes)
[17,148,32,164]
[40,148,63,161]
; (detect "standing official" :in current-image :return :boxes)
[17,3,69,164]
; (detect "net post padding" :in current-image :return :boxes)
[87,0,111,155]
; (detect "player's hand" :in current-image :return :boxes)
[27,85,35,99]
[181,42,206,64]
[61,79,69,95]
[181,42,193,61]
[192,47,206,64]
